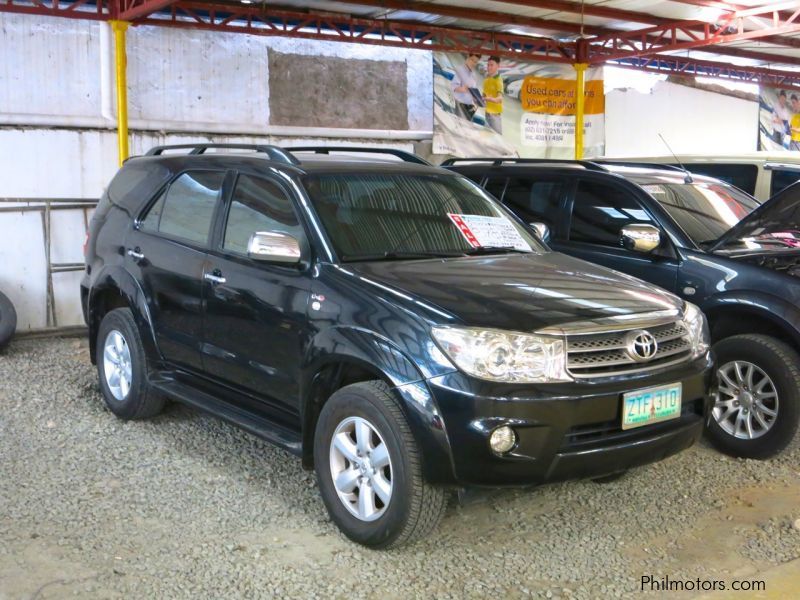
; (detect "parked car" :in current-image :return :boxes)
[446,158,800,459]
[82,144,712,548]
[600,153,800,200]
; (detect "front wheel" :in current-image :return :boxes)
[707,334,800,460]
[314,381,448,549]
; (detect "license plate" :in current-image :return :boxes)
[622,383,682,430]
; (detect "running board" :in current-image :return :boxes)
[151,380,303,456]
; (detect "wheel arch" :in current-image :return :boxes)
[702,294,800,353]
[87,267,160,366]
[299,327,456,483]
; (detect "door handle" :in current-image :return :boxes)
[127,247,144,261]
[204,272,226,285]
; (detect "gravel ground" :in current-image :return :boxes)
[1,337,799,599]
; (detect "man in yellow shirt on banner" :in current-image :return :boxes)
[482,56,504,135]
[790,93,800,151]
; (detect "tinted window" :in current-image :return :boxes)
[770,168,800,197]
[670,163,758,196]
[483,176,508,200]
[141,171,224,245]
[223,175,303,254]
[569,180,654,246]
[304,173,543,260]
[641,182,758,244]
[502,178,563,226]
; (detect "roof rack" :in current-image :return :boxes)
[145,143,300,165]
[593,160,686,173]
[285,146,431,166]
[439,157,608,172]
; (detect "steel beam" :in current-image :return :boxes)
[120,0,181,21]
[588,2,800,63]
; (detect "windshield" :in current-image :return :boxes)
[303,173,544,261]
[641,182,759,245]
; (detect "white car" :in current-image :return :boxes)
[603,153,800,201]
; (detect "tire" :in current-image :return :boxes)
[707,334,800,460]
[314,380,448,549]
[0,290,17,351]
[96,308,164,420]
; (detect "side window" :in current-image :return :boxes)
[569,180,654,246]
[140,171,225,245]
[502,178,564,226]
[223,174,304,255]
[483,176,508,200]
[770,169,800,197]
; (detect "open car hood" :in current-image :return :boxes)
[709,182,800,252]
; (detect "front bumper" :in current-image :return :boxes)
[427,353,713,487]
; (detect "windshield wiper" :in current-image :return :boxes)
[342,250,464,262]
[464,245,530,255]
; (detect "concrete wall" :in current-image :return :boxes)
[0,13,433,332]
[605,80,758,156]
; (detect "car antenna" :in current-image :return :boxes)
[658,133,693,184]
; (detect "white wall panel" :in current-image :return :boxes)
[605,81,758,156]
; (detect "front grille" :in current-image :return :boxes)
[567,322,692,378]
[560,398,703,452]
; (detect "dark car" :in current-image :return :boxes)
[82,144,712,548]
[446,158,800,460]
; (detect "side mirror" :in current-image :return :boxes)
[529,221,551,243]
[620,224,661,253]
[247,231,302,264]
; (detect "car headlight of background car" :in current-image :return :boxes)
[431,326,571,383]
[682,302,710,359]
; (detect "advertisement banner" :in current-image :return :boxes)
[759,86,800,151]
[433,52,604,158]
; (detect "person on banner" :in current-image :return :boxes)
[772,90,792,146]
[451,53,483,121]
[790,94,800,151]
[483,56,504,135]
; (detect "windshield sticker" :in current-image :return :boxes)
[448,214,530,250]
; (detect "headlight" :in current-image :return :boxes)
[431,326,571,383]
[682,302,710,359]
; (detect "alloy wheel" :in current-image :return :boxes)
[103,330,133,401]
[329,416,393,522]
[714,360,779,440]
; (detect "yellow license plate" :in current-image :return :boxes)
[622,383,682,430]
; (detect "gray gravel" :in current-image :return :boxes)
[1,337,799,599]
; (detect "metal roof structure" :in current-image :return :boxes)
[3,1,800,88]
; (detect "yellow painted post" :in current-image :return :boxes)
[110,20,130,166]
[573,62,588,160]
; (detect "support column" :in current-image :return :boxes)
[110,20,130,166]
[573,62,588,160]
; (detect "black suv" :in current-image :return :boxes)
[82,144,712,548]
[447,158,800,460]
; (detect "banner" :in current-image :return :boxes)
[433,53,604,158]
[759,86,800,151]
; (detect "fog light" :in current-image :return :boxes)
[489,426,516,454]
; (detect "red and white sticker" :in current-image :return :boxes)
[447,213,530,251]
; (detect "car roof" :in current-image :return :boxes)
[445,159,725,187]
[605,153,800,166]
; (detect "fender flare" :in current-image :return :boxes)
[701,291,800,347]
[87,266,161,366]
[300,326,457,483]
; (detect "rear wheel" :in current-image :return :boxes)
[314,381,448,549]
[707,334,800,459]
[96,308,164,420]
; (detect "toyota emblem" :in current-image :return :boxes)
[625,330,658,362]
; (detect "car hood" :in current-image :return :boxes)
[345,252,682,332]
[710,182,800,251]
